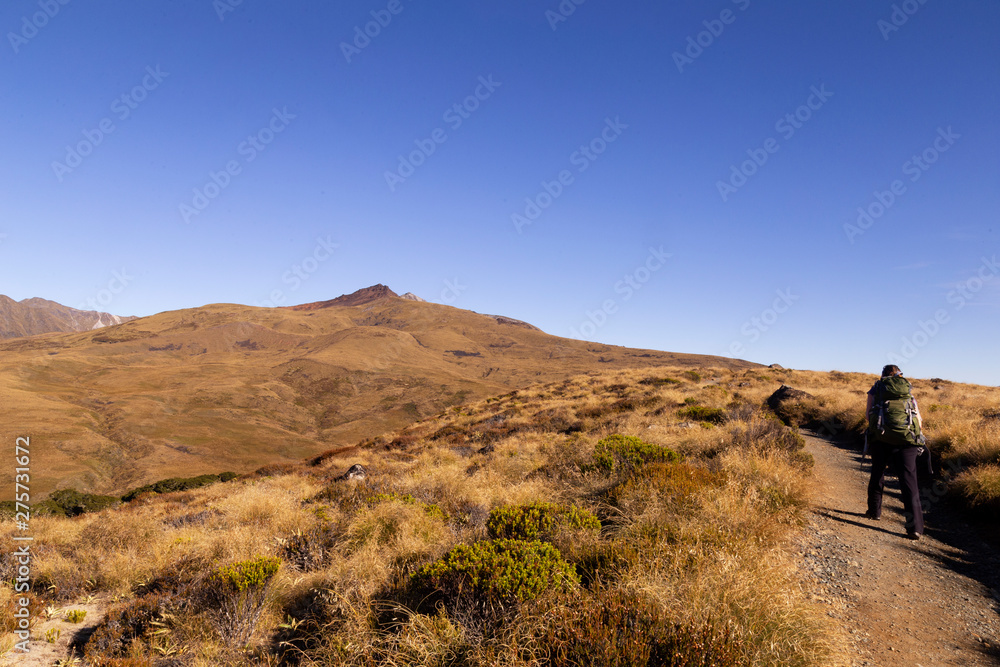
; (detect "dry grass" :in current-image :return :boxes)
[5,364,963,666]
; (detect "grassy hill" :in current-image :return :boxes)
[1,365,847,666]
[2,363,997,665]
[0,288,756,496]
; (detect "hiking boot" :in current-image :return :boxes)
[906,532,921,541]
[865,511,880,521]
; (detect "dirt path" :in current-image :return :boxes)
[799,432,1000,666]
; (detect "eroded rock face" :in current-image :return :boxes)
[767,385,815,411]
[766,385,820,426]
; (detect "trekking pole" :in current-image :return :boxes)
[860,433,868,471]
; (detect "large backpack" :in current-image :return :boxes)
[868,376,925,447]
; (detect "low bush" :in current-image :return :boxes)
[121,472,237,503]
[47,488,120,516]
[520,587,742,666]
[412,539,579,619]
[84,593,172,665]
[486,502,600,541]
[205,556,281,645]
[593,434,681,473]
[639,376,681,386]
[679,405,726,424]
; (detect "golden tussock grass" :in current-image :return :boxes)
[13,363,991,665]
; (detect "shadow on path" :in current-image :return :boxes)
[816,507,904,538]
[806,429,1000,658]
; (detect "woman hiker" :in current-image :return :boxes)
[865,364,926,540]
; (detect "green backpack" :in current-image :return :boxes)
[868,376,925,447]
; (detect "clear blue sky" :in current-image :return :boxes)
[1,1,997,385]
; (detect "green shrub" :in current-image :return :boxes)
[683,370,702,382]
[412,539,579,615]
[207,556,281,644]
[522,588,743,666]
[593,434,681,472]
[121,472,237,502]
[679,406,726,424]
[47,489,120,516]
[486,502,600,541]
[639,377,681,386]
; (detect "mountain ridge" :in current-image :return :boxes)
[0,294,137,339]
[0,287,759,496]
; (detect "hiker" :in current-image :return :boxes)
[865,364,926,540]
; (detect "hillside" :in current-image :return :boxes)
[1,365,847,666]
[0,286,756,496]
[0,295,136,339]
[2,365,998,666]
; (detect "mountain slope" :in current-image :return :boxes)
[0,286,758,495]
[0,295,136,339]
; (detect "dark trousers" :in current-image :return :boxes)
[867,441,924,535]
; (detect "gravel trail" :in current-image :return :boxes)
[799,431,1000,666]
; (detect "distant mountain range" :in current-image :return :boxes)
[0,285,757,495]
[0,295,136,339]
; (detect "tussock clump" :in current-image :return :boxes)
[486,501,600,541]
[679,405,726,424]
[280,526,336,572]
[604,461,724,517]
[952,464,1000,519]
[593,434,681,473]
[729,412,806,455]
[1,591,42,633]
[517,587,743,667]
